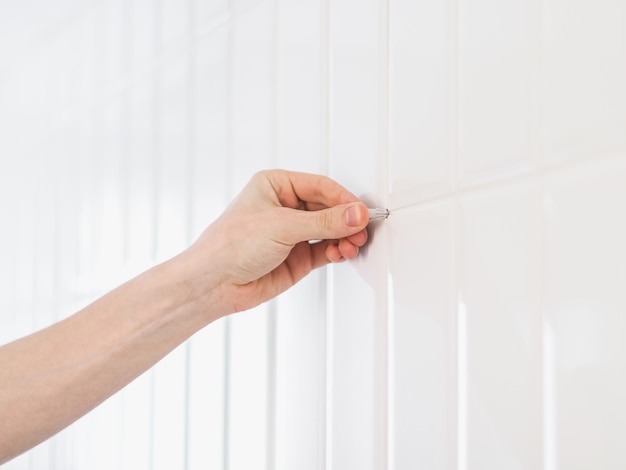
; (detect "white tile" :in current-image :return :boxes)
[329,0,386,203]
[226,5,274,469]
[131,0,157,69]
[194,0,228,31]
[328,234,388,470]
[92,98,127,290]
[388,200,456,470]
[542,0,626,163]
[127,77,157,274]
[458,0,540,185]
[273,3,326,468]
[98,0,128,84]
[152,53,191,470]
[544,155,626,468]
[160,0,190,48]
[120,370,153,470]
[156,53,191,261]
[388,0,455,207]
[186,28,230,470]
[275,272,326,470]
[229,2,275,192]
[191,26,229,237]
[152,343,188,470]
[227,308,269,470]
[187,320,226,470]
[458,179,542,469]
[276,0,323,174]
[328,1,387,468]
[121,78,157,470]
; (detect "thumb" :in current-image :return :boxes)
[280,202,369,244]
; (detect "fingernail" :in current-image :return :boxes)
[345,204,363,227]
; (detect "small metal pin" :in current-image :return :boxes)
[368,208,390,220]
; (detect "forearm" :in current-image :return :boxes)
[0,254,221,464]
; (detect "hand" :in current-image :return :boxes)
[181,170,369,315]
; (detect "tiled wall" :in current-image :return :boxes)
[1,0,625,468]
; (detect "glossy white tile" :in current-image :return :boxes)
[127,77,157,274]
[152,343,188,470]
[191,26,230,237]
[229,2,275,192]
[543,155,626,468]
[388,0,455,207]
[156,53,191,261]
[120,371,153,470]
[160,0,190,48]
[187,320,226,470]
[131,0,157,69]
[329,0,386,203]
[186,27,230,470]
[388,200,456,470]
[194,0,229,32]
[328,0,388,468]
[226,5,274,470]
[92,98,127,290]
[273,2,326,469]
[275,273,326,470]
[227,308,270,470]
[276,0,323,174]
[152,53,191,470]
[458,179,542,469]
[328,242,388,470]
[101,0,129,83]
[458,0,539,185]
[542,0,626,163]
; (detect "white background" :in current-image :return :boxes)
[1,0,625,468]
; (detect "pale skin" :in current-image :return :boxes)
[0,170,370,464]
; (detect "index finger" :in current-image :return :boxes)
[269,170,361,209]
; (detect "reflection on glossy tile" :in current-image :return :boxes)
[459,179,542,469]
[388,0,455,207]
[542,0,626,163]
[458,0,539,185]
[388,200,456,470]
[544,155,626,469]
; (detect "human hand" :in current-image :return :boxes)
[181,170,369,316]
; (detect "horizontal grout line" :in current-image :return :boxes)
[388,150,626,214]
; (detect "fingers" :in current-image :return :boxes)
[265,170,361,209]
[278,202,369,245]
[309,239,359,266]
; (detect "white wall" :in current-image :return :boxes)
[1,0,625,469]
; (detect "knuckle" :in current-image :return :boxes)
[316,210,334,233]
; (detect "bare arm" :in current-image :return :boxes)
[0,170,369,464]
